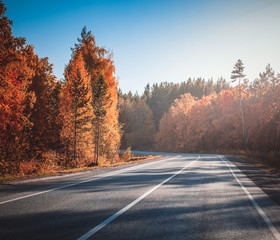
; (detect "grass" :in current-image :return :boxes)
[0,154,162,183]
[214,149,280,176]
[236,151,280,176]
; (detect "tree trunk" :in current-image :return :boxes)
[239,81,248,149]
[73,103,77,167]
[276,126,279,149]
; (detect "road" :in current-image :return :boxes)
[1,154,280,240]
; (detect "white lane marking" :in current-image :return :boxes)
[76,155,200,240]
[0,156,185,205]
[219,155,280,240]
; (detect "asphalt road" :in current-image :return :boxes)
[1,154,280,240]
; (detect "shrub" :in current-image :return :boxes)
[123,147,132,162]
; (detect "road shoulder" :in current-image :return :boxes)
[226,155,280,207]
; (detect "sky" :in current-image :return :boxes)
[3,0,280,93]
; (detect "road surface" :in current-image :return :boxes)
[1,154,280,240]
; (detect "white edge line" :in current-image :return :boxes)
[0,155,182,205]
[76,155,200,240]
[219,155,280,240]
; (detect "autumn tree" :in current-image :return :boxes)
[0,1,60,174]
[73,27,121,163]
[155,93,196,152]
[60,52,92,166]
[0,2,35,173]
[24,48,57,156]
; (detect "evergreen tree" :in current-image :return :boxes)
[231,59,248,148]
[60,52,91,167]
[90,74,110,166]
[69,69,90,166]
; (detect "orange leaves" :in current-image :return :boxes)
[59,28,121,166]
[155,75,280,153]
[155,93,196,152]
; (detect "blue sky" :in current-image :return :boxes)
[3,0,280,93]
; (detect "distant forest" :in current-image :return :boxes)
[1,0,280,177]
[119,65,280,163]
[118,78,230,149]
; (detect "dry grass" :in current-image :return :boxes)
[0,154,162,183]
[236,151,280,176]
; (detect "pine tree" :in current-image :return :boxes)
[90,74,110,166]
[231,59,248,148]
[69,69,90,166]
[60,52,91,167]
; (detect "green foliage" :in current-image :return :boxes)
[91,74,109,120]
[91,74,110,165]
[231,59,246,82]
[119,98,156,150]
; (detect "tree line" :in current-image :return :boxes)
[119,60,280,166]
[0,2,120,175]
[118,78,230,150]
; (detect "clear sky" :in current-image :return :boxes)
[3,0,280,93]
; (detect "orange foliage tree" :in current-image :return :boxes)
[155,93,196,152]
[60,52,92,167]
[60,27,121,166]
[0,2,59,174]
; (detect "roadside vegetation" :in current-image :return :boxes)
[0,151,161,183]
[119,64,280,170]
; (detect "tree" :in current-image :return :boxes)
[155,93,196,152]
[25,48,57,156]
[0,1,60,174]
[75,27,121,164]
[127,99,156,150]
[0,2,35,173]
[91,74,110,166]
[231,59,248,148]
[68,67,90,165]
[60,52,91,167]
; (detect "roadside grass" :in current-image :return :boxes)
[184,149,280,175]
[211,149,280,176]
[0,154,162,183]
[235,151,280,176]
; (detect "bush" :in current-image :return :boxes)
[123,147,132,162]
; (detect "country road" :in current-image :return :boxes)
[1,154,280,240]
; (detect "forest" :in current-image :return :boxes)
[119,65,280,162]
[0,2,120,176]
[1,1,280,178]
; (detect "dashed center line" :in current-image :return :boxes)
[76,155,200,240]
